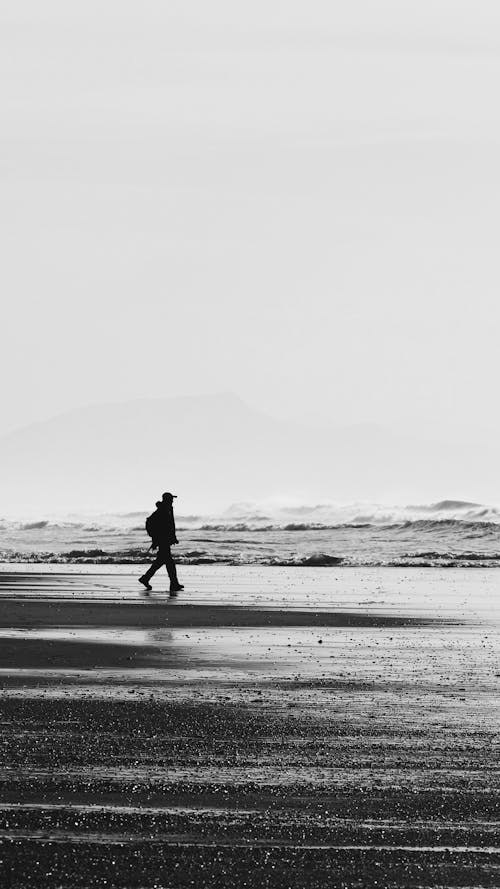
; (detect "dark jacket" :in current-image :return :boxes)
[151,503,177,548]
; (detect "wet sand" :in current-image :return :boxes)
[0,565,499,887]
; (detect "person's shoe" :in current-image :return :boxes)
[169,583,184,596]
[139,576,152,592]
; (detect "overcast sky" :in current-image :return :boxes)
[2,1,499,441]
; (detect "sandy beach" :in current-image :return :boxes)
[0,564,499,887]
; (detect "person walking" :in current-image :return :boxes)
[139,492,184,595]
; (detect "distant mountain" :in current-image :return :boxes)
[0,393,497,513]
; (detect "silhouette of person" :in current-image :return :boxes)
[139,492,184,595]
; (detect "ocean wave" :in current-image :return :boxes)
[387,559,500,568]
[0,549,343,566]
[0,546,497,567]
[397,519,500,533]
[399,550,500,561]
[265,554,344,567]
[2,498,500,534]
[199,523,273,532]
[187,519,500,534]
[15,520,94,532]
[211,499,500,527]
[20,520,50,530]
[417,499,482,511]
[194,501,500,530]
[281,522,373,531]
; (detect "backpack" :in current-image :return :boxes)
[145,511,160,539]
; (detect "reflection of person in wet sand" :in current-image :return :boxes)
[139,492,184,596]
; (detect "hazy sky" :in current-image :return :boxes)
[2,1,500,439]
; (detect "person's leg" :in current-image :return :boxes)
[141,552,164,584]
[163,546,182,590]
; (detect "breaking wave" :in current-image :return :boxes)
[20,520,50,530]
[1,547,499,568]
[1,499,499,533]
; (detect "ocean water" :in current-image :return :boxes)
[0,500,499,568]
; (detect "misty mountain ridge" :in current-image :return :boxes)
[0,392,497,513]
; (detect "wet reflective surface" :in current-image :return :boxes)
[0,565,499,887]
